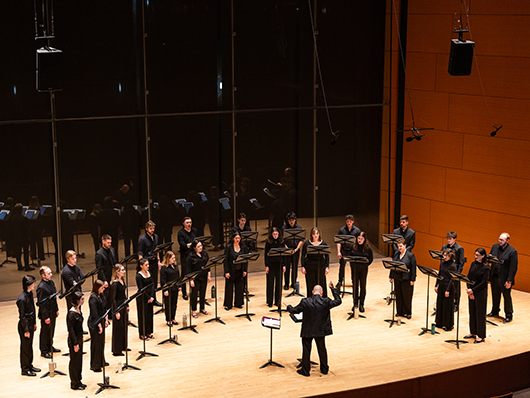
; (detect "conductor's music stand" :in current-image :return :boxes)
[334,235,357,297]
[305,245,331,297]
[381,234,403,305]
[417,264,441,336]
[178,270,202,334]
[204,255,227,325]
[135,282,159,361]
[235,253,260,321]
[113,292,141,372]
[284,228,306,298]
[343,256,369,320]
[446,270,474,349]
[37,290,66,378]
[92,308,120,394]
[267,248,294,317]
[156,278,182,346]
[259,317,284,369]
[382,260,409,328]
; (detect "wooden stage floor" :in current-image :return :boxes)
[1,257,530,398]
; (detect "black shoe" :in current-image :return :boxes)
[83,330,88,335]
[172,320,179,325]
[235,305,243,309]
[30,366,41,372]
[22,371,36,377]
[283,285,289,290]
[267,304,272,308]
[406,315,412,319]
[71,386,86,390]
[359,304,365,313]
[91,368,102,373]
[41,352,52,359]
[463,334,476,339]
[112,353,124,356]
[224,307,231,311]
[80,383,87,388]
[487,311,499,317]
[126,348,132,351]
[24,266,35,271]
[474,338,485,344]
[153,300,163,307]
[183,295,188,300]
[504,316,513,323]
[52,347,61,353]
[454,305,459,312]
[297,369,310,377]
[104,362,110,366]
[321,369,329,375]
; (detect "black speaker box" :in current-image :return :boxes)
[448,39,474,76]
[36,47,62,91]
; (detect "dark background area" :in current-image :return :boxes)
[0,0,385,239]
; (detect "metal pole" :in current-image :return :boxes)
[312,0,318,227]
[50,90,63,281]
[141,0,152,220]
[231,0,237,223]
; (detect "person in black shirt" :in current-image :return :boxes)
[434,248,457,331]
[282,212,303,290]
[109,264,128,356]
[88,280,108,372]
[17,275,40,376]
[187,239,211,317]
[160,251,180,326]
[138,220,162,306]
[390,237,417,319]
[488,232,518,323]
[301,227,330,298]
[95,234,118,284]
[442,231,465,311]
[37,266,60,358]
[136,258,155,340]
[335,214,360,288]
[223,232,248,310]
[350,231,373,312]
[264,227,286,307]
[177,217,198,300]
[61,250,85,314]
[231,212,255,252]
[392,215,416,254]
[67,291,86,390]
[465,248,490,343]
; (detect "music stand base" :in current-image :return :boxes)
[445,339,468,349]
[486,320,498,326]
[286,290,303,298]
[178,325,198,334]
[346,312,366,320]
[95,383,120,395]
[136,351,159,361]
[235,313,255,321]
[158,338,181,346]
[40,370,66,379]
[205,317,225,325]
[384,319,404,328]
[259,360,284,369]
[419,327,439,336]
[269,308,284,317]
[120,363,141,372]
[128,321,138,328]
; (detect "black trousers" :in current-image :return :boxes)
[190,279,208,311]
[13,241,29,270]
[163,290,178,322]
[39,316,56,354]
[266,265,282,306]
[223,271,244,309]
[89,326,106,370]
[469,289,487,338]
[394,274,414,316]
[284,250,300,288]
[351,264,368,306]
[304,264,327,298]
[69,341,83,388]
[18,323,34,372]
[490,274,513,317]
[300,336,328,375]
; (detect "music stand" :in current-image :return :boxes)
[305,245,331,298]
[259,317,284,369]
[204,255,227,325]
[284,228,306,298]
[382,260,409,328]
[178,270,202,334]
[92,308,120,394]
[381,234,402,305]
[334,235,357,297]
[119,253,139,328]
[485,255,504,326]
[135,282,159,361]
[37,290,66,378]
[267,248,294,317]
[417,265,441,336]
[446,270,474,349]
[113,293,141,372]
[196,235,213,246]
[343,256,369,320]
[428,250,444,316]
[235,253,260,321]
[155,278,182,346]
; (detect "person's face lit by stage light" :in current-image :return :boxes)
[474,251,485,262]
[288,218,296,227]
[272,230,279,240]
[311,230,321,242]
[447,237,456,246]
[169,254,176,265]
[498,233,509,248]
[147,225,155,235]
[141,261,150,272]
[346,219,354,229]
[233,234,241,245]
[67,254,77,266]
[102,238,112,250]
[442,252,451,262]
[357,235,365,245]
[399,219,409,229]
[195,242,203,253]
[238,217,246,228]
[42,267,53,281]
[397,242,406,254]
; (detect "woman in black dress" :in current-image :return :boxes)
[390,237,417,319]
[350,231,373,312]
[264,227,286,307]
[109,264,128,356]
[465,247,491,344]
[136,258,155,340]
[88,280,108,372]
[301,227,330,298]
[223,232,248,310]
[160,251,180,326]
[67,291,85,390]
[435,248,457,331]
[187,240,211,317]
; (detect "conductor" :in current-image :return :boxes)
[287,282,342,377]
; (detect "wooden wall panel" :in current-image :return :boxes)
[408,0,462,15]
[403,129,463,169]
[412,231,444,268]
[516,254,530,292]
[407,52,437,91]
[401,194,431,234]
[463,134,530,180]
[403,90,450,130]
[445,168,530,218]
[406,14,453,54]
[472,16,530,58]
[402,161,446,201]
[473,1,530,16]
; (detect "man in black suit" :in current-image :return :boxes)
[95,234,118,284]
[442,231,465,311]
[336,214,360,288]
[489,232,518,323]
[287,282,342,377]
[392,215,415,254]
[37,266,60,358]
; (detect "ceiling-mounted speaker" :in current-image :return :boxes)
[36,47,63,92]
[448,39,474,76]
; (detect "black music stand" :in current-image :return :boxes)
[92,308,120,395]
[178,270,202,334]
[284,228,306,298]
[135,282,158,361]
[151,242,173,311]
[383,260,409,328]
[485,255,504,326]
[113,293,141,372]
[204,255,227,325]
[155,278,182,346]
[267,248,294,317]
[259,317,284,369]
[343,256,369,320]
[446,270,474,349]
[305,245,331,297]
[235,253,260,321]
[381,234,402,305]
[240,231,258,253]
[119,253,139,328]
[428,250,444,316]
[334,235,356,297]
[417,264,441,336]
[37,290,66,378]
